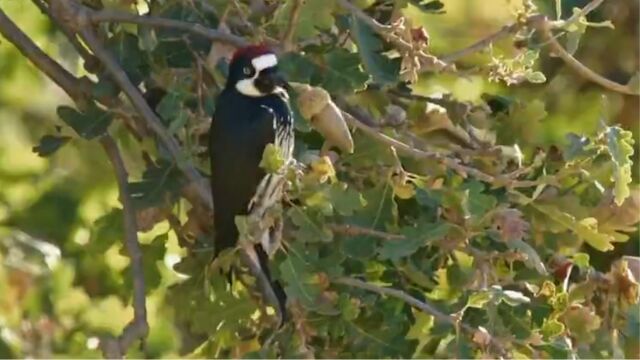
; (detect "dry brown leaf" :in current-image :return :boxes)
[493,208,530,242]
[136,206,169,232]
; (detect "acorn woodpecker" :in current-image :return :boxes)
[209,45,293,324]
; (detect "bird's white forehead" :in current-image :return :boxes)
[252,54,278,72]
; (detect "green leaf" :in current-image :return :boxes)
[288,207,333,243]
[281,50,369,94]
[338,294,361,320]
[351,17,400,86]
[565,30,583,55]
[122,234,167,294]
[90,208,123,253]
[32,135,71,157]
[259,143,286,173]
[150,2,213,68]
[279,246,337,315]
[507,239,547,274]
[564,133,593,160]
[328,183,366,216]
[57,102,113,140]
[562,305,601,344]
[359,183,398,230]
[156,90,189,126]
[461,181,497,218]
[378,222,449,261]
[541,318,565,339]
[604,126,635,205]
[129,160,184,209]
[274,0,337,40]
[532,203,615,251]
[406,312,434,340]
[572,252,590,269]
[315,49,369,94]
[427,268,460,301]
[466,290,493,309]
[106,30,149,85]
[279,52,316,84]
[525,71,547,84]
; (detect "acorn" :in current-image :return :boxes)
[291,83,354,154]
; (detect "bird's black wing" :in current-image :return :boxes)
[209,91,292,326]
[209,90,278,254]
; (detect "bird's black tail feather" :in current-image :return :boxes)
[254,244,288,326]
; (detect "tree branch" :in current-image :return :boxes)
[533,17,639,96]
[335,277,455,324]
[89,9,248,47]
[436,0,638,95]
[280,0,303,52]
[557,0,604,26]
[336,99,543,189]
[0,8,89,101]
[440,22,523,63]
[328,223,404,241]
[29,0,97,66]
[334,277,508,355]
[337,0,451,73]
[77,25,213,210]
[99,135,148,359]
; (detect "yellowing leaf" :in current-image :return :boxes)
[406,312,434,340]
[562,305,602,344]
[310,156,336,183]
[260,143,285,173]
[533,203,615,251]
[393,181,416,199]
[541,319,565,339]
[605,126,635,205]
[466,291,493,309]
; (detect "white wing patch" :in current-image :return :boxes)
[247,107,294,256]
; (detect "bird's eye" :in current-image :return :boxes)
[243,66,253,76]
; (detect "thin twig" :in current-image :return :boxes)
[556,0,605,27]
[336,0,389,33]
[388,88,457,108]
[78,26,213,209]
[328,223,405,240]
[337,98,543,189]
[99,135,148,358]
[281,0,303,52]
[435,0,602,63]
[334,277,508,356]
[337,0,451,73]
[89,9,248,47]
[0,8,89,101]
[29,0,97,65]
[533,17,639,96]
[440,23,523,63]
[335,277,455,324]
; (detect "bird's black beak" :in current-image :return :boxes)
[255,70,291,94]
[279,76,293,92]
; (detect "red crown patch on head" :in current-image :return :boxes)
[231,44,273,63]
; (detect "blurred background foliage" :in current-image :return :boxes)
[0,0,638,358]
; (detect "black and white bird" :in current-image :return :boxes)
[209,45,293,324]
